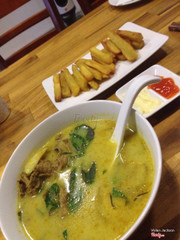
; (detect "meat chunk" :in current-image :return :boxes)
[26,171,43,196]
[36,159,52,174]
[60,187,68,217]
[18,172,29,197]
[53,155,69,172]
[18,136,71,197]
[18,159,53,197]
[54,137,72,154]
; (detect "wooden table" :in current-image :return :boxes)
[0,0,179,239]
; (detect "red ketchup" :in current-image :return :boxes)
[148,76,180,99]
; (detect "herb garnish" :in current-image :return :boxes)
[45,183,60,215]
[82,162,96,184]
[67,168,83,212]
[112,188,127,200]
[74,124,94,142]
[110,187,128,207]
[70,125,94,156]
[62,229,68,239]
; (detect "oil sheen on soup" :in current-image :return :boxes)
[17,119,154,240]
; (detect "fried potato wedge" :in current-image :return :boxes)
[63,68,80,96]
[60,72,71,98]
[116,30,143,43]
[76,62,94,81]
[83,59,112,75]
[117,53,127,60]
[102,74,110,79]
[131,40,144,49]
[52,27,145,103]
[76,59,86,65]
[89,56,115,75]
[101,48,116,60]
[85,65,103,81]
[53,73,61,102]
[90,46,114,64]
[77,59,103,80]
[123,37,131,45]
[107,62,115,74]
[88,80,99,90]
[108,31,138,62]
[102,39,121,55]
[72,65,89,91]
[93,60,115,74]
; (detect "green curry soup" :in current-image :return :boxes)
[17,119,154,240]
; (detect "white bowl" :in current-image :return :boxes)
[0,100,162,240]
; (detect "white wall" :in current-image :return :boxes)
[0,0,82,59]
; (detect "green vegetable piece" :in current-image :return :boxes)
[67,169,83,212]
[112,187,127,200]
[45,183,60,215]
[70,125,95,156]
[62,229,68,240]
[74,124,94,142]
[70,133,87,153]
[69,169,76,193]
[82,162,96,184]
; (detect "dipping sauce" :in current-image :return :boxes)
[148,77,180,99]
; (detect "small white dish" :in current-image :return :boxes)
[109,0,142,7]
[115,65,180,118]
[42,22,168,111]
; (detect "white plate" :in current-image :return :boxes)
[109,0,142,7]
[42,22,168,111]
[116,65,180,118]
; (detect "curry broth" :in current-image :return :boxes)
[17,119,154,240]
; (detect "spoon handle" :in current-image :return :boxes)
[111,74,161,157]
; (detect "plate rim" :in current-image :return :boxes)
[108,0,142,7]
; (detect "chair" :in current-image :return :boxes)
[0,0,65,70]
[77,0,107,14]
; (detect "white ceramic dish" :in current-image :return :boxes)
[109,0,142,6]
[116,65,180,118]
[0,100,162,240]
[42,22,168,111]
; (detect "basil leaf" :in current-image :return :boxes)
[45,183,60,215]
[74,124,94,142]
[82,162,96,184]
[112,188,127,200]
[67,169,83,212]
[70,125,95,156]
[62,229,68,240]
[70,133,87,153]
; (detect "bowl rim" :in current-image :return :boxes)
[0,100,162,240]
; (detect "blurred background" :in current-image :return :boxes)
[0,0,85,61]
